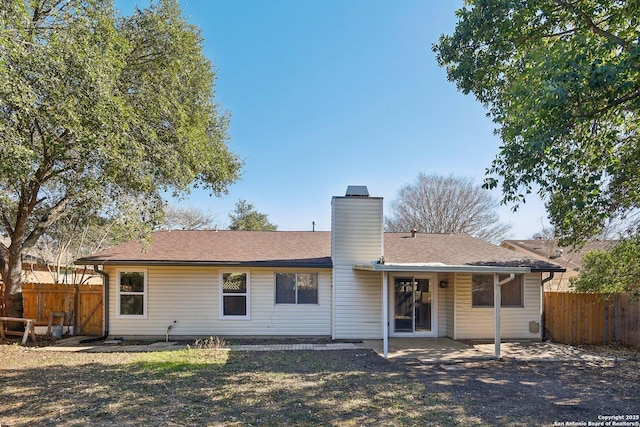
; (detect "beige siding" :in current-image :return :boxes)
[331,196,384,339]
[447,273,455,338]
[454,273,542,340]
[436,272,454,338]
[333,269,382,338]
[106,266,332,338]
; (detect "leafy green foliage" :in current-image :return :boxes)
[0,0,241,312]
[571,237,640,299]
[228,199,277,231]
[434,0,639,246]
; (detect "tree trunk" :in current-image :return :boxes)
[5,249,24,321]
[0,246,8,317]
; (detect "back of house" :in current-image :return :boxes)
[76,186,564,341]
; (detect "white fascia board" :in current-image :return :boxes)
[352,263,531,274]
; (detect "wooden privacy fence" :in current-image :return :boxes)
[544,292,640,348]
[22,283,103,336]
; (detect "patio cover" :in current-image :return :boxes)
[353,263,538,359]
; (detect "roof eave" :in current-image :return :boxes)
[74,259,333,269]
[529,267,567,273]
[352,263,533,273]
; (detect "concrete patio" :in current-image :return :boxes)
[35,336,621,363]
[364,338,621,363]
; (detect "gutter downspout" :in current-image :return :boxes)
[79,265,109,344]
[494,273,515,360]
[540,272,555,341]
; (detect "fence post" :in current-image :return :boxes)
[603,297,609,344]
[73,283,79,333]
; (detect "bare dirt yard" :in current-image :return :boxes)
[1,339,638,426]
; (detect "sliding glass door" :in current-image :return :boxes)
[393,276,432,334]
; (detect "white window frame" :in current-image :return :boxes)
[116,269,148,319]
[274,272,319,305]
[219,271,251,320]
[471,273,525,308]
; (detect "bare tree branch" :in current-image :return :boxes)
[385,174,512,244]
[23,195,72,250]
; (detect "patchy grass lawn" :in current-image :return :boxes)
[1,341,638,426]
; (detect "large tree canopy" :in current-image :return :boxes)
[385,173,511,244]
[570,235,640,299]
[0,0,242,316]
[434,0,639,246]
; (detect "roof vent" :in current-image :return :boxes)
[345,185,369,197]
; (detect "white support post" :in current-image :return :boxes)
[382,272,388,358]
[494,274,501,359]
[494,273,515,360]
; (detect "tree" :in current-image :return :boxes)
[22,200,208,287]
[433,0,639,246]
[0,0,242,318]
[160,205,218,230]
[31,196,158,285]
[570,236,640,300]
[228,200,277,231]
[31,212,117,285]
[384,174,511,244]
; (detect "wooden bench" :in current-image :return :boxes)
[0,317,37,345]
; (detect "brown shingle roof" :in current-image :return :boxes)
[384,233,564,272]
[76,230,333,268]
[76,230,564,272]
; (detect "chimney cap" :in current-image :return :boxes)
[345,186,369,197]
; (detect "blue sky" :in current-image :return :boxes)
[118,0,550,238]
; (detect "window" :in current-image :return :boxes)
[221,272,249,318]
[118,270,146,317]
[472,274,523,307]
[275,273,318,304]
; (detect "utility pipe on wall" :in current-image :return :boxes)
[166,320,176,342]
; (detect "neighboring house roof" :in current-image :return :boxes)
[501,239,618,273]
[76,230,564,272]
